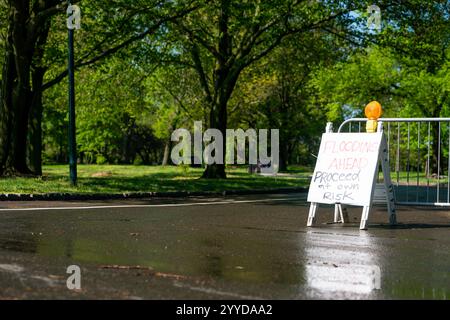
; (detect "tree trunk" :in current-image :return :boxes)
[0,51,15,175]
[0,39,34,175]
[162,139,172,166]
[202,161,226,179]
[28,67,46,175]
[201,99,227,179]
[278,77,291,173]
[279,136,289,172]
[200,1,232,179]
[28,90,43,175]
[0,1,51,176]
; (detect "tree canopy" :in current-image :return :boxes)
[0,0,449,178]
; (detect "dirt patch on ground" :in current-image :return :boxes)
[91,171,113,177]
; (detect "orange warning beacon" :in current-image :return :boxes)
[365,101,382,133]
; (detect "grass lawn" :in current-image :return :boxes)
[0,165,312,195]
[386,171,449,185]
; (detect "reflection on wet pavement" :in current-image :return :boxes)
[304,232,381,298]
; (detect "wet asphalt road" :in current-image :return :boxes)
[0,193,449,300]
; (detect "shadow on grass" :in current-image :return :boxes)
[42,173,307,193]
[0,165,310,194]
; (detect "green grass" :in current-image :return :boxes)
[0,165,311,195]
[377,170,449,185]
[390,171,448,185]
[1,164,441,195]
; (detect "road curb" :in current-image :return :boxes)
[0,187,308,201]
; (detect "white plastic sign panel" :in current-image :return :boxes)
[307,132,383,206]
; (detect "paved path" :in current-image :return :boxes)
[0,193,449,299]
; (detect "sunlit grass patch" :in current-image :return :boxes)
[0,165,310,195]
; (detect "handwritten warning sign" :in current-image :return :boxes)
[307,132,383,206]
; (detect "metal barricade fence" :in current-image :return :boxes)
[337,118,450,206]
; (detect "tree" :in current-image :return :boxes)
[313,0,450,173]
[75,57,149,164]
[0,0,61,175]
[0,0,198,176]
[310,48,403,121]
[144,65,207,165]
[381,1,450,173]
[310,46,450,174]
[234,29,350,171]
[173,0,377,178]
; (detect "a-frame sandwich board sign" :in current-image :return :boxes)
[306,123,396,230]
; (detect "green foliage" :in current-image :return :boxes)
[43,56,163,165]
[144,65,206,140]
[230,31,343,167]
[310,46,450,119]
[2,0,450,175]
[310,48,403,120]
[96,155,108,165]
